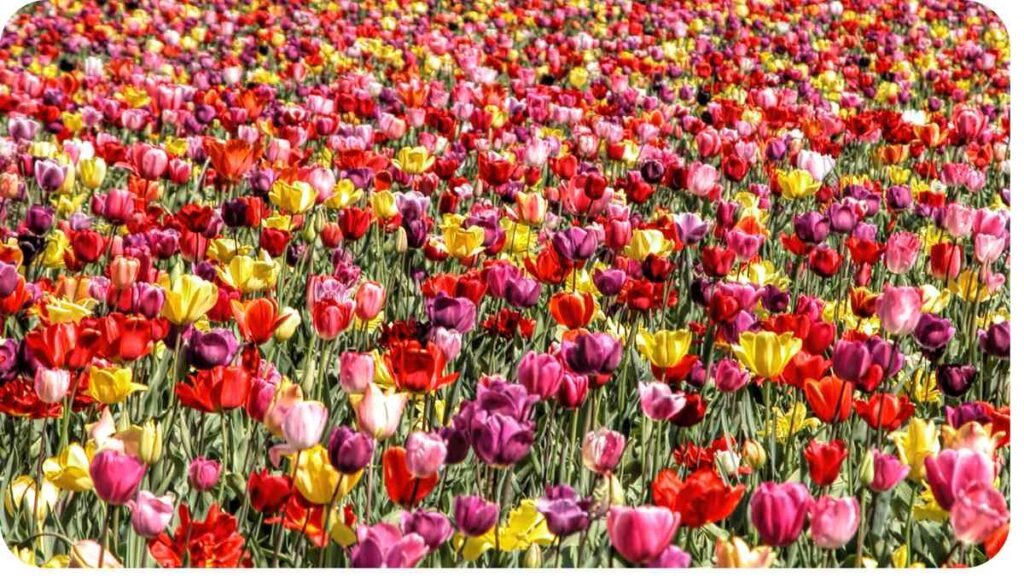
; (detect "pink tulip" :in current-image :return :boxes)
[581,428,626,475]
[516,351,564,399]
[883,231,921,274]
[282,401,329,451]
[127,491,174,537]
[942,203,975,238]
[869,450,910,492]
[974,234,1006,265]
[875,286,922,336]
[90,449,146,505]
[606,506,680,565]
[405,431,447,478]
[187,457,222,492]
[338,351,375,394]
[355,383,407,439]
[354,281,386,321]
[924,448,995,510]
[34,367,70,404]
[750,482,812,547]
[639,381,687,421]
[950,484,1009,545]
[808,496,860,549]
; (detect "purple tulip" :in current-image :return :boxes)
[914,313,955,351]
[34,159,67,192]
[453,495,499,537]
[561,332,622,375]
[793,211,829,244]
[400,509,453,551]
[551,226,599,262]
[470,412,535,467]
[936,364,977,398]
[978,321,1009,358]
[832,340,870,383]
[503,276,541,308]
[537,485,591,537]
[593,268,627,296]
[750,481,812,547]
[427,295,477,333]
[185,328,238,370]
[326,426,375,474]
[517,351,564,399]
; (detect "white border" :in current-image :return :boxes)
[0,0,1018,573]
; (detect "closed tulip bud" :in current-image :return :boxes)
[274,307,301,341]
[136,420,163,464]
[326,425,375,474]
[188,457,222,492]
[582,427,626,475]
[354,281,386,321]
[523,543,543,568]
[857,449,876,488]
[750,482,812,547]
[809,496,860,549]
[394,226,409,253]
[453,494,498,537]
[516,351,564,399]
[741,439,767,470]
[405,431,447,478]
[34,367,70,404]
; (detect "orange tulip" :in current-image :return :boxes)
[205,138,263,182]
[548,291,595,329]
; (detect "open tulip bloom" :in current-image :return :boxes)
[0,0,1012,569]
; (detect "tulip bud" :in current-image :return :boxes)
[741,439,767,470]
[523,543,543,568]
[138,421,163,464]
[187,457,222,492]
[405,431,447,478]
[274,307,301,341]
[857,449,876,488]
[394,226,408,253]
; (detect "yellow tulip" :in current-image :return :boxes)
[623,229,671,261]
[162,274,218,325]
[890,417,939,482]
[43,443,93,492]
[216,254,278,293]
[324,179,363,210]
[732,331,803,379]
[636,328,693,368]
[370,190,399,219]
[393,146,435,175]
[442,224,487,259]
[777,169,822,200]
[455,499,554,562]
[41,230,71,268]
[78,157,107,190]
[941,421,1001,459]
[762,402,820,442]
[88,365,146,405]
[115,421,164,464]
[274,307,302,342]
[291,445,364,505]
[269,180,317,214]
[716,537,776,568]
[5,475,58,526]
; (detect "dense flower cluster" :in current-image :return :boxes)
[0,0,1010,569]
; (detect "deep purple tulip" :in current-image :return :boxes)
[0,262,19,298]
[33,159,67,192]
[561,332,622,375]
[25,205,54,234]
[470,413,535,467]
[936,364,977,397]
[793,211,829,244]
[326,426,375,474]
[593,268,627,296]
[914,313,955,351]
[503,276,541,308]
[832,340,870,383]
[185,328,238,370]
[978,322,1009,358]
[453,495,499,537]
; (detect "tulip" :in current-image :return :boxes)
[716,536,775,568]
[282,401,329,451]
[924,448,995,510]
[294,444,363,505]
[606,505,680,565]
[913,313,955,351]
[405,431,447,478]
[354,281,386,321]
[33,367,70,404]
[453,494,499,537]
[937,364,977,397]
[875,286,922,336]
[883,231,921,274]
[950,484,1009,545]
[42,443,93,492]
[869,450,910,492]
[638,381,687,421]
[777,169,821,200]
[732,331,803,380]
[87,365,147,405]
[808,496,860,549]
[636,328,693,369]
[561,332,623,375]
[69,540,123,568]
[749,481,811,547]
[805,439,847,487]
[516,351,564,399]
[162,274,218,325]
[831,339,870,383]
[393,146,435,174]
[89,449,146,505]
[187,457,222,492]
[353,383,408,439]
[185,328,239,370]
[326,426,375,474]
[978,321,1009,358]
[536,485,590,537]
[338,351,376,394]
[269,180,317,214]
[581,428,626,475]
[350,523,429,568]
[713,358,749,392]
[400,509,453,551]
[891,417,940,481]
[128,491,174,537]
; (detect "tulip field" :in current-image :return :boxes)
[0,0,1012,569]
